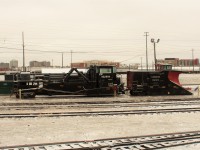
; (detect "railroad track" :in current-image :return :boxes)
[2,97,200,106]
[2,98,200,111]
[1,131,200,150]
[1,107,200,118]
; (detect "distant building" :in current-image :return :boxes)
[30,61,51,67]
[71,60,120,68]
[41,61,51,67]
[164,58,179,66]
[0,62,9,71]
[10,59,18,68]
[157,58,199,67]
[179,59,199,67]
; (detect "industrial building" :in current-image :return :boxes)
[0,62,9,71]
[71,60,120,68]
[29,61,51,67]
[157,58,199,67]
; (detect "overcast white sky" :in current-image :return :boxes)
[0,0,200,66]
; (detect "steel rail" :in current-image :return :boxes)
[1,107,200,118]
[2,97,200,106]
[2,98,200,108]
[1,101,200,110]
[1,131,200,150]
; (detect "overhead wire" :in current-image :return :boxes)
[1,37,199,64]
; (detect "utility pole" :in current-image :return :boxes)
[153,42,156,69]
[144,32,149,71]
[192,49,194,72]
[22,32,25,72]
[62,52,63,68]
[71,50,73,68]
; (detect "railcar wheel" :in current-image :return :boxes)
[30,92,36,98]
[130,90,134,95]
[15,93,19,98]
[130,90,138,96]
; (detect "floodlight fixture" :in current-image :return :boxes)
[151,38,154,43]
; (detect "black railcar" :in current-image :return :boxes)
[13,65,124,98]
[127,70,192,96]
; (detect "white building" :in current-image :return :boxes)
[10,59,18,68]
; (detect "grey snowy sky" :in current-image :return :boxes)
[0,0,200,66]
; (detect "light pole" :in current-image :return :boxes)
[71,50,73,68]
[144,32,149,71]
[22,32,25,71]
[151,38,160,70]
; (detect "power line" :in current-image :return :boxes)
[119,53,145,63]
[0,46,149,54]
[71,50,72,68]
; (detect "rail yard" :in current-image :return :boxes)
[1,0,200,149]
[1,94,200,149]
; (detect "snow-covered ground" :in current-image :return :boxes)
[163,144,200,150]
[179,73,200,85]
[0,95,200,149]
[1,113,200,148]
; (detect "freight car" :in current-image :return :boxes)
[13,65,124,98]
[127,70,192,96]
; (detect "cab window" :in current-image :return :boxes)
[99,68,112,74]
